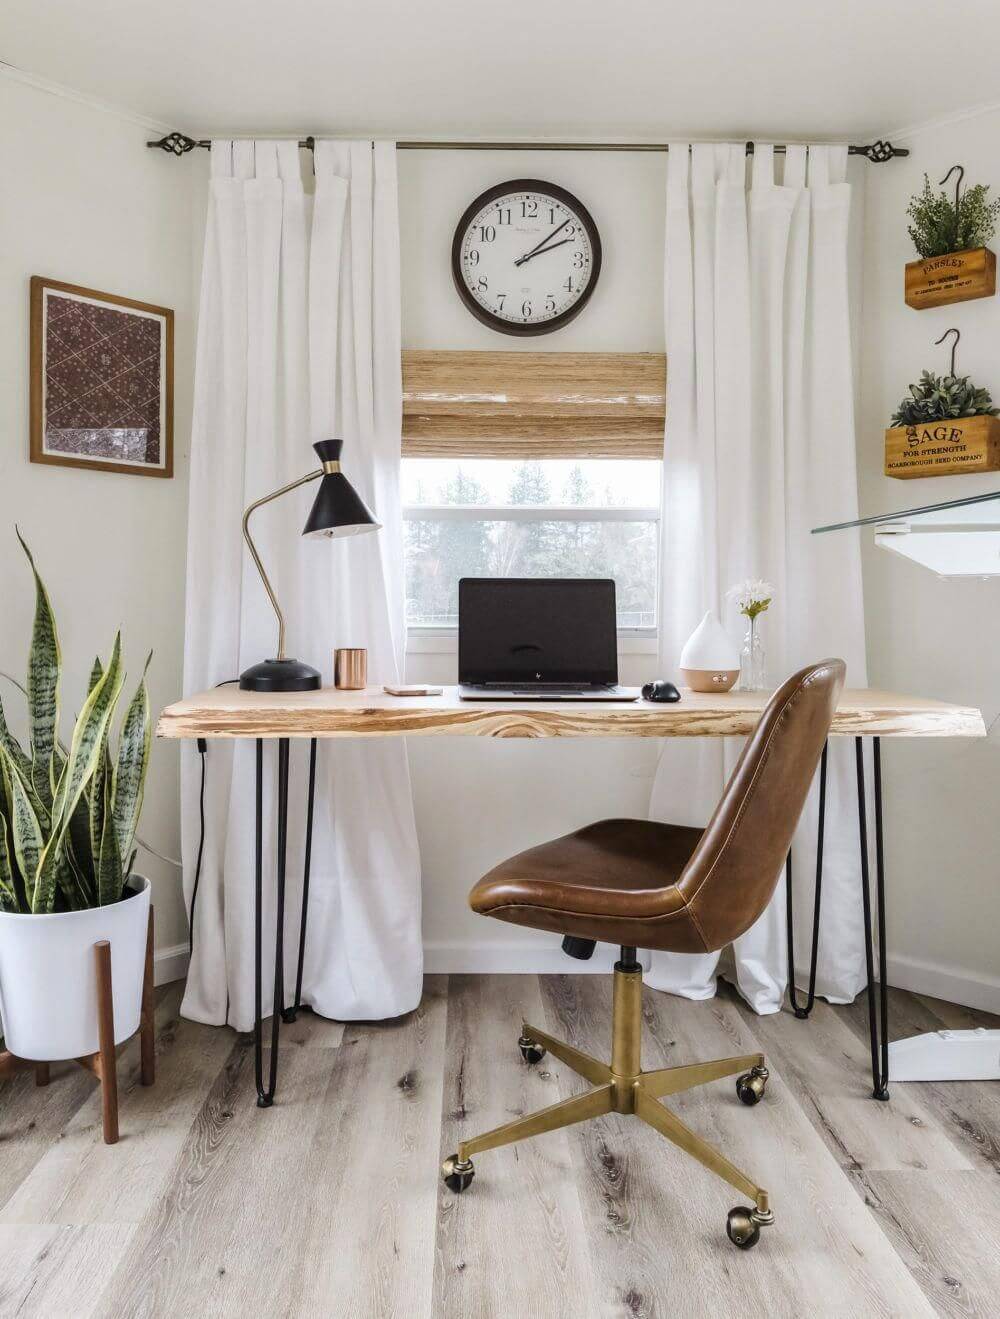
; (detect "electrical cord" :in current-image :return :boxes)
[186,679,238,959]
[189,737,207,958]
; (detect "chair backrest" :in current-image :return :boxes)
[676,658,845,952]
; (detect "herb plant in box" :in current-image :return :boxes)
[885,367,1000,480]
[904,168,1000,309]
[0,532,153,1063]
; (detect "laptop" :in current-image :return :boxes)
[457,578,640,701]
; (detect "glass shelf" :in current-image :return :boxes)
[813,488,1000,578]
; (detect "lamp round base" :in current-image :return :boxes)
[239,659,322,692]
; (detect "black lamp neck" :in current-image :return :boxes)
[313,438,343,466]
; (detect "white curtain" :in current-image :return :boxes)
[180,139,422,1031]
[648,142,869,1013]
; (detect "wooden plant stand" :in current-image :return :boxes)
[0,908,155,1144]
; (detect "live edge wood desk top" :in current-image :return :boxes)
[156,686,985,741]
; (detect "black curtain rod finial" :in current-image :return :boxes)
[862,139,899,164]
[149,131,202,155]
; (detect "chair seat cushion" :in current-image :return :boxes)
[469,818,713,953]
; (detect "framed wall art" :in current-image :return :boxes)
[30,276,174,478]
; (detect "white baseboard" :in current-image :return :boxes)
[158,939,588,985]
[886,953,1000,1017]
[154,942,189,987]
[425,942,1000,1015]
[154,940,1000,1017]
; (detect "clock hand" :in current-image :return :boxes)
[514,238,574,267]
[514,217,571,266]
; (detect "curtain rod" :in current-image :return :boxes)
[146,132,908,163]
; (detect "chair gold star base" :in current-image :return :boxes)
[442,962,775,1249]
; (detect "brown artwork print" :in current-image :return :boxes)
[43,290,164,466]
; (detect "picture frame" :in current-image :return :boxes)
[29,276,174,479]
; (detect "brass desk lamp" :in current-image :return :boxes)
[239,439,380,692]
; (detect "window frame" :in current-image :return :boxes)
[402,498,661,649]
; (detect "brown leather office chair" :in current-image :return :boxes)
[442,658,845,1249]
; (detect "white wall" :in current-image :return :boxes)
[859,114,1000,1010]
[398,150,665,969]
[8,103,993,1004]
[0,72,195,969]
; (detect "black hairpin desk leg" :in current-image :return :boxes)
[254,737,290,1108]
[786,741,828,1020]
[284,737,317,1024]
[856,735,890,1101]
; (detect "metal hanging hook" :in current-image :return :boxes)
[939,165,965,248]
[935,326,961,377]
[939,163,965,199]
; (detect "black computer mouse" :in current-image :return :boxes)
[642,680,681,703]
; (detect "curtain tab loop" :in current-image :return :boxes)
[666,142,691,206]
[751,144,774,190]
[210,140,234,179]
[232,140,254,181]
[254,141,278,180]
[783,145,807,190]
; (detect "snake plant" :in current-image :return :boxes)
[0,531,152,914]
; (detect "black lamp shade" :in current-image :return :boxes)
[303,439,380,538]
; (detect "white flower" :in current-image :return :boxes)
[727,578,774,618]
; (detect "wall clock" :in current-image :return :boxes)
[452,179,602,336]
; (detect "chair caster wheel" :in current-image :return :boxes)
[442,1154,475,1194]
[518,1034,546,1065]
[726,1206,761,1249]
[726,1202,772,1248]
[736,1064,768,1106]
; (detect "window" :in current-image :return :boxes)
[399,350,665,642]
[403,457,660,632]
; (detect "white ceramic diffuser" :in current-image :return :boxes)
[679,611,741,693]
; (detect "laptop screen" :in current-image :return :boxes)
[458,578,618,685]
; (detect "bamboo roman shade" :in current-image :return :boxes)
[401,350,666,459]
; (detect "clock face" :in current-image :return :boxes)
[452,179,601,336]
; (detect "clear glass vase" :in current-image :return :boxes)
[740,615,766,692]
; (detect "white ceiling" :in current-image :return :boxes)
[3,0,999,142]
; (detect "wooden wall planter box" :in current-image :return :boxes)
[884,414,1000,479]
[904,247,996,309]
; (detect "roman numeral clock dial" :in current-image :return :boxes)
[452,179,602,335]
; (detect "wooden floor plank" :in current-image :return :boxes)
[544,976,935,1318]
[541,974,676,1319]
[0,989,175,1215]
[725,989,973,1174]
[912,994,1000,1032]
[275,1006,346,1049]
[433,974,597,1319]
[1,975,996,1317]
[0,984,239,1227]
[288,975,449,1318]
[840,985,1000,1176]
[0,1223,134,1318]
[0,1063,96,1216]
[854,1169,1000,1318]
[91,1036,334,1317]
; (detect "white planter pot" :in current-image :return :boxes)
[0,875,150,1061]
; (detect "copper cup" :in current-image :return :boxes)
[334,648,367,690]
